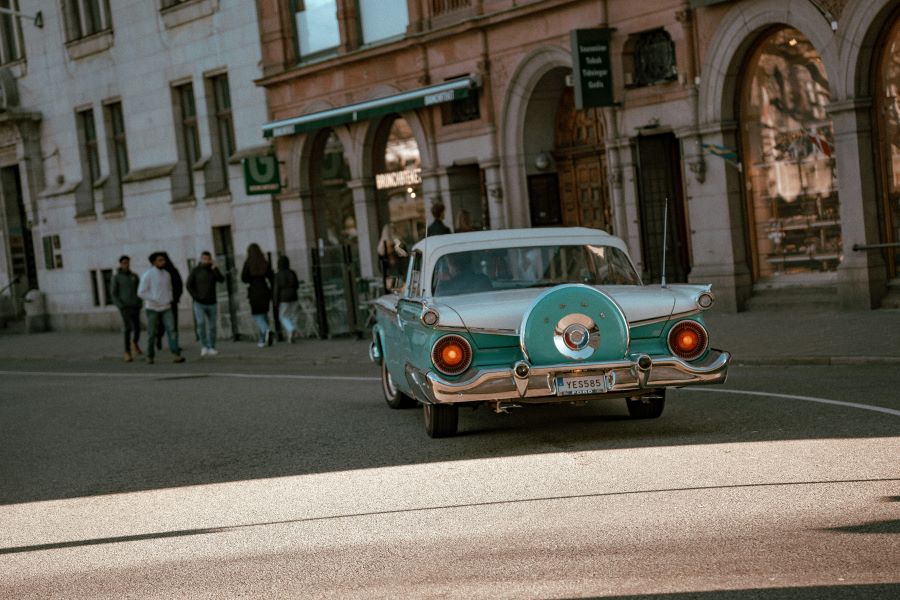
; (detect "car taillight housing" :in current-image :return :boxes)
[431,335,473,376]
[667,320,709,361]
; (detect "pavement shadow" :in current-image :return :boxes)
[559,584,900,599]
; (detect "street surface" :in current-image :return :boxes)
[1,353,898,599]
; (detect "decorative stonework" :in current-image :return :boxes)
[812,0,848,20]
[161,0,219,29]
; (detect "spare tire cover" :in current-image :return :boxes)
[519,284,629,366]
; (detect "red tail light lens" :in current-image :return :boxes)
[432,335,473,375]
[667,320,708,361]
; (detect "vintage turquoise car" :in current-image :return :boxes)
[370,227,730,438]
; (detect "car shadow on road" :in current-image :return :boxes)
[560,584,900,599]
[1,365,898,505]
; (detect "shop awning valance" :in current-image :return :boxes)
[262,76,479,138]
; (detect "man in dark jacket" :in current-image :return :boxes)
[186,251,225,356]
[155,252,183,351]
[427,202,452,237]
[110,255,142,362]
[273,255,301,343]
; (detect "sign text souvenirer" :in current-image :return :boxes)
[570,28,614,109]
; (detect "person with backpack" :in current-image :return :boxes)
[273,255,301,343]
[186,251,225,356]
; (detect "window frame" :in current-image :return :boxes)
[204,72,235,195]
[172,81,201,200]
[291,0,341,63]
[64,0,112,42]
[0,0,24,65]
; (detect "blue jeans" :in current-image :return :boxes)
[145,308,179,359]
[252,313,270,343]
[193,302,218,349]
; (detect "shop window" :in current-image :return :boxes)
[358,0,407,45]
[374,117,424,247]
[42,235,63,270]
[171,81,201,201]
[623,29,677,88]
[0,0,24,65]
[103,100,129,211]
[63,0,112,42]
[875,14,900,279]
[293,0,340,60]
[441,87,480,125]
[89,269,113,306]
[204,73,235,195]
[75,107,100,217]
[740,27,840,281]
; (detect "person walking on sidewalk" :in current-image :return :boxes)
[186,251,225,357]
[426,202,452,237]
[241,243,274,348]
[154,252,184,353]
[273,255,301,343]
[139,252,185,364]
[110,255,142,362]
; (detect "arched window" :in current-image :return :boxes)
[373,117,423,247]
[740,27,840,281]
[875,14,900,279]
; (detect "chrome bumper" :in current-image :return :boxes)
[407,350,731,405]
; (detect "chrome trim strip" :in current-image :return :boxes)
[420,349,730,404]
[433,325,519,336]
[629,309,700,328]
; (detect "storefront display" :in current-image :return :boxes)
[877,15,900,279]
[375,117,424,248]
[741,28,841,280]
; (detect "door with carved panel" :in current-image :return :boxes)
[553,89,612,233]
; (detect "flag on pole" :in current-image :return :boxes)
[700,142,742,171]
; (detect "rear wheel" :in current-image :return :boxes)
[626,390,666,419]
[423,403,459,438]
[382,362,417,409]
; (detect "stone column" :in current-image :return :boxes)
[277,189,313,281]
[348,178,379,280]
[677,122,752,313]
[481,159,505,230]
[828,98,886,309]
[611,139,645,273]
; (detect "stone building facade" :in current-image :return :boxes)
[0,0,275,332]
[257,0,900,315]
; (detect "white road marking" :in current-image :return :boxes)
[0,370,380,383]
[684,387,900,417]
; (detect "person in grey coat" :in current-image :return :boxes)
[110,255,142,362]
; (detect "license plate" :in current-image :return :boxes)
[556,374,607,396]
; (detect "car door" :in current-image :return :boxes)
[385,251,424,393]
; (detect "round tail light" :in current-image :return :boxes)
[667,320,709,361]
[431,335,473,376]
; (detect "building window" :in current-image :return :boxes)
[293,0,340,59]
[64,0,112,42]
[441,87,480,125]
[173,82,201,200]
[75,108,100,216]
[0,0,24,65]
[104,100,129,209]
[42,235,63,270]
[358,0,407,45]
[161,0,190,8]
[740,27,840,281]
[623,29,677,88]
[90,268,114,306]
[205,73,235,194]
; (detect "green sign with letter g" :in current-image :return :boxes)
[243,155,281,195]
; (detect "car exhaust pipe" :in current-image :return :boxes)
[635,354,652,388]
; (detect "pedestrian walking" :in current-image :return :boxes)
[153,251,183,352]
[138,252,185,364]
[241,243,274,348]
[109,255,142,362]
[426,202,452,237]
[186,251,225,356]
[376,224,408,290]
[454,209,476,233]
[273,255,301,343]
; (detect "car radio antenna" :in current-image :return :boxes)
[660,197,668,288]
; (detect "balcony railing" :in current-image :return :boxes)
[431,0,472,16]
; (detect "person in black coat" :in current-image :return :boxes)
[154,252,183,351]
[273,255,301,343]
[241,243,274,348]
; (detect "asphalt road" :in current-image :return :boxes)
[0,360,898,599]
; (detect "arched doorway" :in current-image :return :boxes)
[739,27,841,284]
[372,115,423,248]
[874,11,900,282]
[309,128,356,337]
[524,69,611,231]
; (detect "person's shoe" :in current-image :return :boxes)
[146,356,155,365]
[173,355,186,364]
[131,342,143,356]
[206,348,218,356]
[266,330,274,346]
[124,352,133,362]
[201,347,209,357]
[257,340,265,348]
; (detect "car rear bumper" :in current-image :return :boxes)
[407,349,731,405]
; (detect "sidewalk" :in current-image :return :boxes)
[1,308,898,367]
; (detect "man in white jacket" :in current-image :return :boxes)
[138,252,185,364]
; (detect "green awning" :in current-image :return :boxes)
[689,0,734,7]
[262,76,479,138]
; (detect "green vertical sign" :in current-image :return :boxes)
[243,155,281,195]
[571,28,614,109]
